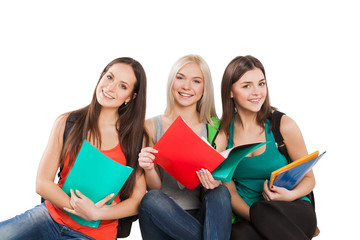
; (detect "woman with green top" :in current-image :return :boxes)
[219,55,317,239]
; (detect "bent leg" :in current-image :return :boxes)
[230,221,264,240]
[250,200,317,240]
[0,203,59,240]
[198,185,232,240]
[138,190,202,240]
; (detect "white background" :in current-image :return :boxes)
[0,0,358,239]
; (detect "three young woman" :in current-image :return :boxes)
[137,55,232,240]
[219,55,317,239]
[0,54,318,240]
[0,57,147,240]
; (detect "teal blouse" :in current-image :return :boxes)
[227,118,309,209]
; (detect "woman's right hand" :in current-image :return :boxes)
[138,147,158,171]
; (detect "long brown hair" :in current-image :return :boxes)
[59,57,148,199]
[221,55,272,138]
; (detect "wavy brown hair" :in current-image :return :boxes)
[59,57,148,199]
[221,55,273,138]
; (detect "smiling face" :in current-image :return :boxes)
[171,62,204,108]
[96,63,137,109]
[231,68,267,114]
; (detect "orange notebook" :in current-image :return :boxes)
[269,151,325,190]
[153,116,225,189]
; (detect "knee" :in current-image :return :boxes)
[205,184,231,202]
[204,185,231,211]
[250,201,277,223]
[139,190,163,213]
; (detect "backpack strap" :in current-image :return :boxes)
[271,110,291,164]
[207,117,221,149]
[63,113,78,142]
[58,113,79,178]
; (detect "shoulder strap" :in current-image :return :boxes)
[271,110,291,164]
[207,117,221,149]
[58,113,79,178]
[63,113,78,143]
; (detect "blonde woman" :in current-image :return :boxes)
[138,55,232,240]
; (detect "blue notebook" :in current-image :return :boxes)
[62,140,133,228]
[270,151,326,190]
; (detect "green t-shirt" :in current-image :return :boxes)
[227,119,309,210]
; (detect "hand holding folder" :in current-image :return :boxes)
[269,151,325,190]
[62,140,133,228]
[153,116,267,189]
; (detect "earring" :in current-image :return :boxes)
[124,102,128,105]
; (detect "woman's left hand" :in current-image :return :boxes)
[196,168,221,190]
[64,189,116,221]
[262,180,295,202]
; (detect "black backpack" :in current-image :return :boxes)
[41,113,137,239]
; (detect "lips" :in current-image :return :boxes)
[178,92,193,97]
[249,98,261,103]
[102,90,115,99]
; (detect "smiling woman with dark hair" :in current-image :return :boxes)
[219,55,317,240]
[0,57,148,240]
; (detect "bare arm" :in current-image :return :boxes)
[281,115,315,198]
[138,118,162,190]
[224,180,250,221]
[36,114,72,209]
[263,115,315,201]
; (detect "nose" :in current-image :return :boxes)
[107,81,117,91]
[252,85,260,95]
[182,79,191,90]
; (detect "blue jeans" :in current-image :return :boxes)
[0,203,94,240]
[139,185,232,240]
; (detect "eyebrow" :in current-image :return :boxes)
[176,72,203,79]
[108,71,130,86]
[240,78,266,84]
[120,81,129,86]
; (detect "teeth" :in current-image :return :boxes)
[103,90,114,99]
[249,99,260,102]
[179,92,192,97]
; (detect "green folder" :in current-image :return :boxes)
[62,140,133,228]
[212,142,268,182]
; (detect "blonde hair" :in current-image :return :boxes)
[165,54,217,124]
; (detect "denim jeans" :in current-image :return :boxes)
[0,203,94,240]
[139,185,232,240]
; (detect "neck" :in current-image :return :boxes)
[167,104,201,125]
[235,109,258,130]
[98,107,118,126]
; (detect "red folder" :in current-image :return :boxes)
[153,116,225,189]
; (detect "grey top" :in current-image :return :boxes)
[154,115,207,210]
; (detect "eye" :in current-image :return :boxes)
[259,81,266,86]
[176,76,183,80]
[107,75,113,80]
[193,79,201,84]
[242,84,250,89]
[119,84,127,90]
